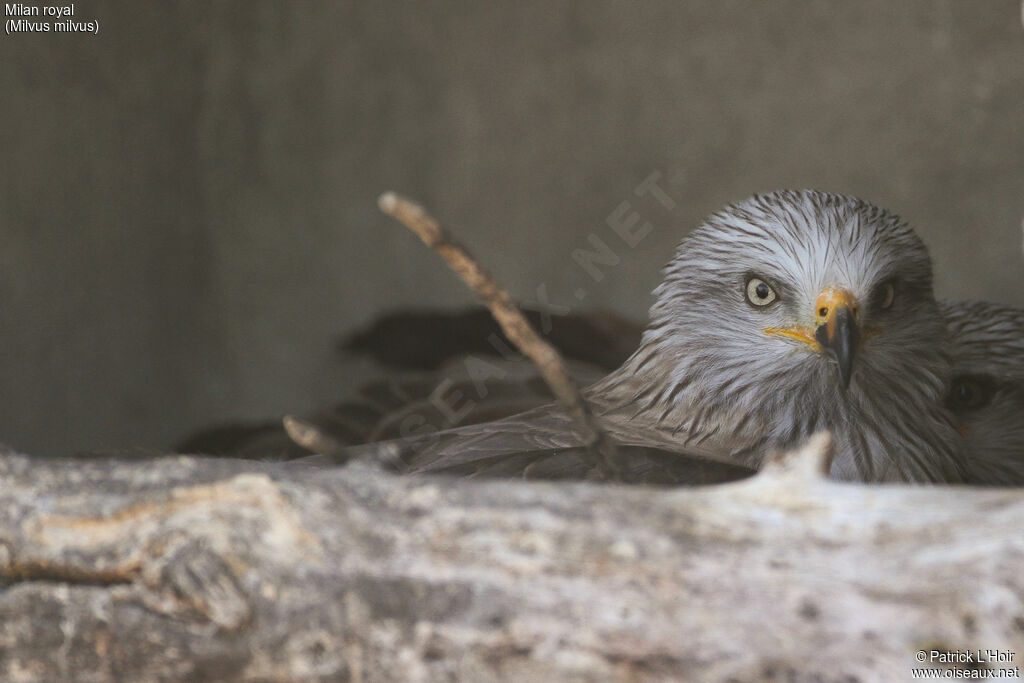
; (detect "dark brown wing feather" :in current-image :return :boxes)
[311,404,755,486]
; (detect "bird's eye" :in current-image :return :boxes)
[947,375,995,412]
[745,277,777,307]
[877,282,895,310]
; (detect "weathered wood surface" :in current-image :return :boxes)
[1,436,1022,682]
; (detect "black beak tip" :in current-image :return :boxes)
[836,357,854,389]
[814,309,860,390]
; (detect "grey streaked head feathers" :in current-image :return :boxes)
[942,300,1024,485]
[338,190,968,483]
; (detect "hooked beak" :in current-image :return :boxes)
[812,287,861,389]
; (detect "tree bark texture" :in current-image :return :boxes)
[0,438,1022,681]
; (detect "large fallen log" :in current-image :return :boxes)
[1,436,1022,682]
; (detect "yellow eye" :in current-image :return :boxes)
[878,282,895,310]
[746,278,777,307]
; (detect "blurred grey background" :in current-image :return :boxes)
[1,1,1022,456]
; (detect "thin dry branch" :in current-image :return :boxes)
[283,414,342,455]
[376,192,622,480]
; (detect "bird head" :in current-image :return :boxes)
[634,189,963,481]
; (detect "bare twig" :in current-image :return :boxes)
[376,192,622,481]
[283,415,343,457]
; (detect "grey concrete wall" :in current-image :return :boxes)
[1,1,1022,455]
